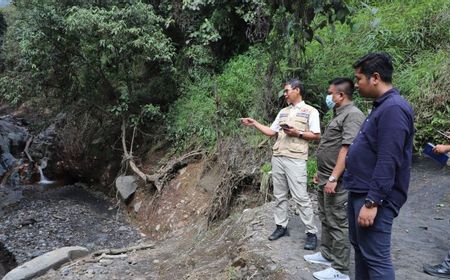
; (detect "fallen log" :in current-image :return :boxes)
[91,243,155,257]
[146,150,203,191]
[120,120,203,192]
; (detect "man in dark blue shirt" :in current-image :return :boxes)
[343,52,414,280]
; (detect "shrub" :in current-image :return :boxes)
[397,50,450,149]
[167,75,217,149]
[305,0,450,151]
[167,46,273,147]
[307,157,318,190]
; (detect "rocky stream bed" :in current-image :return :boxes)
[0,182,143,275]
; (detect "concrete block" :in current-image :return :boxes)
[2,246,89,280]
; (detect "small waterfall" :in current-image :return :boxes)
[38,158,55,185]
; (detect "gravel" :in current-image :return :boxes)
[0,183,142,265]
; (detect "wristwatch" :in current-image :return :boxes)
[298,131,304,139]
[364,198,378,209]
[328,175,337,183]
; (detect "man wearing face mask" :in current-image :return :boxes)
[241,78,320,250]
[344,52,414,280]
[304,78,365,280]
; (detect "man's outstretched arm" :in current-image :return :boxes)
[241,118,277,137]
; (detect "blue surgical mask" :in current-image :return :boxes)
[325,95,335,109]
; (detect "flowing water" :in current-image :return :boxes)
[37,166,56,185]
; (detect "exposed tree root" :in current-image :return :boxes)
[206,171,255,226]
[146,150,203,191]
[121,120,203,192]
[24,136,34,163]
[205,137,270,226]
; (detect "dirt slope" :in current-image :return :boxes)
[37,157,450,280]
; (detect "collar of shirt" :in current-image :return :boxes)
[373,88,399,107]
[334,101,354,116]
[290,101,305,110]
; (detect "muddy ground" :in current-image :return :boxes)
[24,156,448,280]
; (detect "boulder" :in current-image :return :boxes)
[28,111,122,185]
[0,116,29,179]
[0,241,16,279]
[2,246,89,280]
[115,175,138,201]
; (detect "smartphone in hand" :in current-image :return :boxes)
[423,142,449,166]
[280,123,292,130]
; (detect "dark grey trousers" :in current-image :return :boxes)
[317,182,350,272]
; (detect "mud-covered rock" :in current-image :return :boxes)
[3,246,88,280]
[0,241,17,278]
[0,116,29,179]
[28,110,122,185]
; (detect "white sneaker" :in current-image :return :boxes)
[303,252,332,266]
[312,267,350,280]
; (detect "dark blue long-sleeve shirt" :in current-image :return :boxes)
[343,88,414,211]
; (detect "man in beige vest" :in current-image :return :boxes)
[241,78,320,250]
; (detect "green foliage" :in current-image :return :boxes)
[168,46,273,148]
[66,2,175,114]
[396,50,450,149]
[1,0,449,155]
[0,0,175,126]
[307,157,317,189]
[245,1,353,114]
[167,75,217,148]
[305,0,450,150]
[260,162,272,174]
[216,47,269,121]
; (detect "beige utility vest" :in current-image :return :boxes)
[272,103,314,160]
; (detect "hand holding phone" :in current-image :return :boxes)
[280,123,292,130]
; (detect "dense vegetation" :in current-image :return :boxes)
[0,0,449,157]
[170,0,450,151]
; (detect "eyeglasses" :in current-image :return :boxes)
[283,88,297,93]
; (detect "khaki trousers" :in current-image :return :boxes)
[271,156,318,234]
[317,182,350,272]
